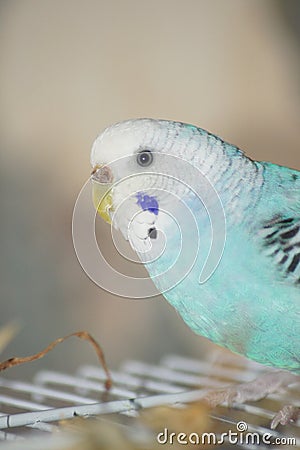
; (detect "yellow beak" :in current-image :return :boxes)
[91,165,114,224]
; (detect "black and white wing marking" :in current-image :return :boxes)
[262,216,300,285]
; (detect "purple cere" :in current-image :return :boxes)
[136,192,159,215]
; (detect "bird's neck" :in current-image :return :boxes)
[193,138,265,225]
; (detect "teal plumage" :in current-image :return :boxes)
[90,119,300,374]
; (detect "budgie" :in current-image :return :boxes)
[90,118,300,428]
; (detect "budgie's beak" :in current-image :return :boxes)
[91,165,114,224]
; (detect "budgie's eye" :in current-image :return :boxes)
[137,150,153,167]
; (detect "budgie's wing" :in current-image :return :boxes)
[261,215,300,285]
[258,163,300,285]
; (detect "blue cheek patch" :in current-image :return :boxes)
[136,192,159,215]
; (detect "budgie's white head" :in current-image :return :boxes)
[90,117,230,261]
[90,119,202,251]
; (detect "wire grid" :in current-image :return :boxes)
[0,353,299,449]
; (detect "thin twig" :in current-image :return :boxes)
[0,331,112,390]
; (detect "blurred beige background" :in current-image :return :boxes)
[0,0,299,377]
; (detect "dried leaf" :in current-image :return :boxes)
[141,401,211,435]
[0,321,20,354]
